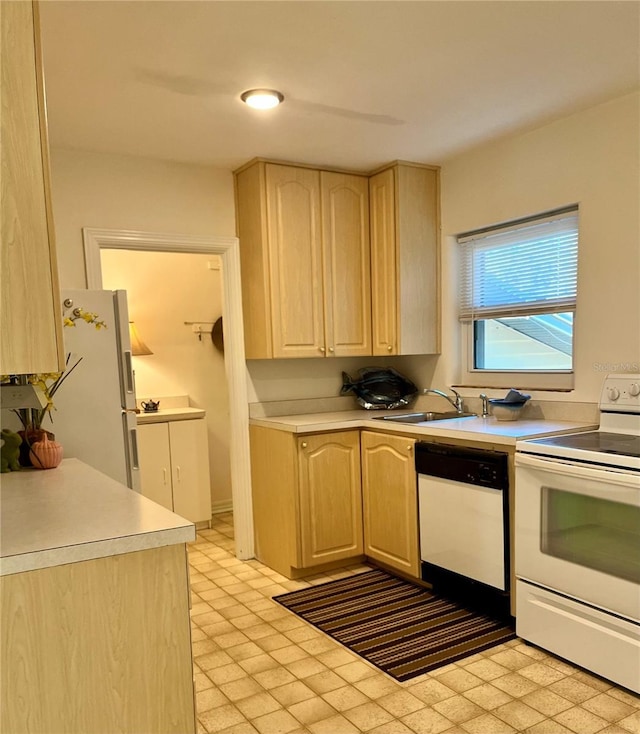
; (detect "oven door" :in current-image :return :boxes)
[515,452,640,621]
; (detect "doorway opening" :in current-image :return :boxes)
[83,227,254,559]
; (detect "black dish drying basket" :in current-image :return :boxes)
[341,367,418,410]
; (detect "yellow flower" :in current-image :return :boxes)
[69,308,106,330]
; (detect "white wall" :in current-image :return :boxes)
[101,250,232,511]
[49,149,236,289]
[437,92,640,404]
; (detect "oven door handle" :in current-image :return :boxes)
[515,452,640,486]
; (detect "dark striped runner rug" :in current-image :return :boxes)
[274,568,515,682]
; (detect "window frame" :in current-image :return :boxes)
[457,206,578,391]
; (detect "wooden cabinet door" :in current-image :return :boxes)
[265,164,325,358]
[369,168,397,356]
[169,419,212,524]
[320,172,371,357]
[297,431,363,567]
[395,164,440,355]
[137,423,173,511]
[1,1,64,374]
[361,431,419,577]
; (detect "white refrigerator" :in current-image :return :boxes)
[51,289,140,491]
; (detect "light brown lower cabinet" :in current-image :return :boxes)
[298,430,364,567]
[1,544,196,734]
[250,425,364,577]
[360,431,420,578]
[250,425,421,580]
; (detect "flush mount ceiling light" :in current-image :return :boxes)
[240,89,284,110]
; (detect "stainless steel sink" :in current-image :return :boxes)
[372,411,477,424]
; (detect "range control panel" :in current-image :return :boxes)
[599,373,640,412]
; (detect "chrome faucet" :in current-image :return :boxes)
[424,387,464,413]
[480,393,489,418]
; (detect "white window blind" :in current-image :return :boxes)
[458,208,579,321]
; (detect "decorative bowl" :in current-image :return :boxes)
[490,403,525,421]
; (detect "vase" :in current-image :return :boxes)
[29,433,63,470]
[17,428,54,467]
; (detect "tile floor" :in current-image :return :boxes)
[189,514,640,734]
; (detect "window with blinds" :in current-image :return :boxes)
[458,207,578,372]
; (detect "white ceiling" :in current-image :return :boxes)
[39,1,639,172]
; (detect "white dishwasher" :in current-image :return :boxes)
[416,442,510,616]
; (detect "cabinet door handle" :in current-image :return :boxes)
[387,345,393,352]
[176,466,181,482]
[407,445,413,452]
[319,346,326,354]
[162,468,167,484]
[328,346,334,353]
[301,441,308,449]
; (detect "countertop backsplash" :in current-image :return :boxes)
[249,394,600,424]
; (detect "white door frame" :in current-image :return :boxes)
[83,227,254,560]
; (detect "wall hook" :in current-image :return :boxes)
[184,321,216,341]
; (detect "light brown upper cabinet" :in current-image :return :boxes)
[1,1,64,375]
[369,162,440,356]
[234,160,371,359]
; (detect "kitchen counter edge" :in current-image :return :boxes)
[249,411,598,446]
[0,458,196,577]
[136,407,206,424]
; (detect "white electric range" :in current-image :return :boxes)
[514,374,640,693]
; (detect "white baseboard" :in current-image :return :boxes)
[212,500,233,515]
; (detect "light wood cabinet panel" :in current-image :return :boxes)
[138,419,212,525]
[298,431,363,566]
[369,162,440,356]
[266,164,324,357]
[234,160,272,358]
[361,430,420,578]
[249,425,363,577]
[369,168,397,355]
[321,171,371,356]
[1,544,195,734]
[0,1,64,375]
[249,424,300,575]
[235,160,371,358]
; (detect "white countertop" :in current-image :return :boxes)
[250,410,597,446]
[0,458,196,576]
[136,407,206,424]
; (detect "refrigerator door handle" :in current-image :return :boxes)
[124,350,135,395]
[113,290,137,412]
[130,427,140,470]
